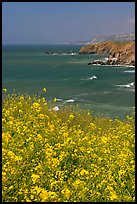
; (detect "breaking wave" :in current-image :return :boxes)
[114,82,135,92]
[123,70,135,73]
[114,82,135,88]
[64,99,75,103]
[81,75,97,81]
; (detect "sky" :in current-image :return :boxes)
[2,2,135,44]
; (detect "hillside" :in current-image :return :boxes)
[79,41,135,66]
[87,32,135,44]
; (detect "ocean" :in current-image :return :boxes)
[2,44,135,118]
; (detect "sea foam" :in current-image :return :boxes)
[64,99,75,103]
[114,82,135,88]
[90,75,97,80]
[56,98,63,102]
[81,75,97,80]
[123,70,135,73]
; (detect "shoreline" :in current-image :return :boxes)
[79,41,135,67]
[88,62,135,68]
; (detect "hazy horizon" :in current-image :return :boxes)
[2,2,135,45]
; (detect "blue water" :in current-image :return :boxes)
[2,44,135,118]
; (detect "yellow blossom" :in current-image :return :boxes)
[61,188,71,199]
[43,88,47,93]
[110,191,118,200]
[69,114,75,119]
[53,97,57,102]
[3,88,7,92]
[80,169,89,176]
[31,174,40,184]
[40,189,49,201]
[89,122,96,130]
[2,92,135,202]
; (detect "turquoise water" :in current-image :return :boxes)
[2,44,135,118]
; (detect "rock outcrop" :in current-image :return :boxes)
[79,41,135,66]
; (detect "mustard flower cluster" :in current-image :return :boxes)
[2,92,135,202]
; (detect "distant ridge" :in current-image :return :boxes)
[66,32,135,45]
[87,32,135,44]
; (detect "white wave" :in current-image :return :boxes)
[56,98,63,102]
[104,57,109,61]
[61,53,77,56]
[123,70,135,73]
[114,82,135,88]
[70,53,77,55]
[91,64,134,68]
[103,91,111,94]
[64,99,75,103]
[124,65,135,68]
[129,82,135,86]
[45,52,78,56]
[81,75,97,80]
[116,84,131,88]
[102,57,117,62]
[90,75,97,80]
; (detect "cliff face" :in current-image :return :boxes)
[79,41,135,66]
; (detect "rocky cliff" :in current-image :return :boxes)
[79,41,135,66]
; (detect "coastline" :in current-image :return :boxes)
[79,41,135,67]
[2,44,135,118]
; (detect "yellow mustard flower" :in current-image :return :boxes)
[43,88,47,93]
[69,114,75,119]
[53,97,57,102]
[31,174,40,184]
[40,189,49,201]
[61,188,71,199]
[3,88,7,92]
[109,191,118,201]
